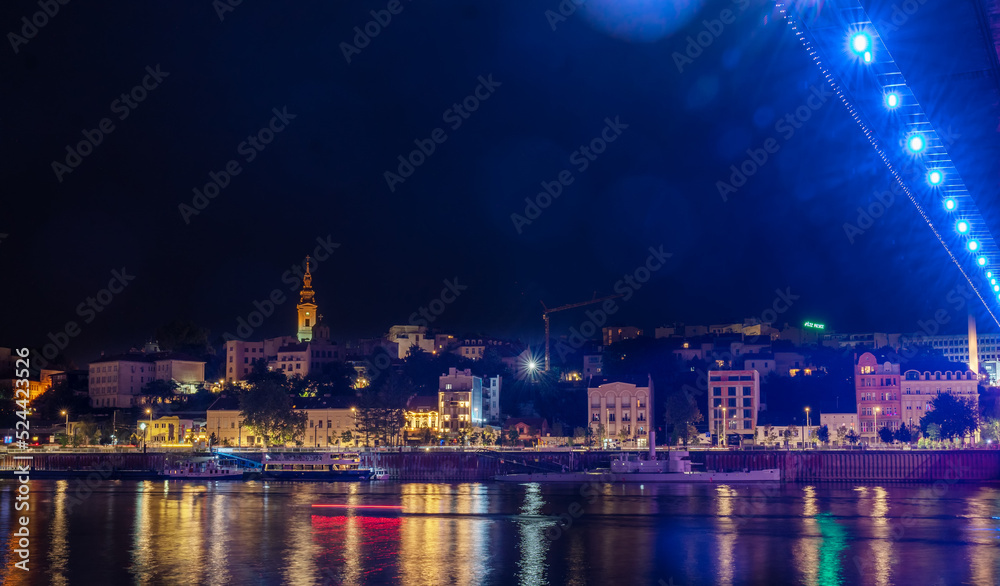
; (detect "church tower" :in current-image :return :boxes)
[297,256,318,342]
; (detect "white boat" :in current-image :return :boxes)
[494,451,781,483]
[164,456,244,479]
[370,467,390,480]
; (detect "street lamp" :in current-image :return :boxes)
[874,406,880,447]
[139,422,147,453]
[721,407,727,447]
[146,408,152,446]
[60,410,68,436]
[805,407,811,448]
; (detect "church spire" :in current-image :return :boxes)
[297,255,317,342]
[299,255,315,304]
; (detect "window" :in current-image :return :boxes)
[742,387,751,396]
[713,388,722,396]
[727,387,736,395]
[728,398,736,407]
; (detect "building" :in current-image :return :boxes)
[900,366,978,430]
[587,379,650,445]
[820,413,858,446]
[482,375,501,424]
[143,415,195,444]
[583,353,604,380]
[206,394,356,447]
[741,354,775,377]
[654,326,678,338]
[387,325,435,359]
[710,323,743,335]
[903,332,1000,383]
[854,352,901,442]
[603,326,643,345]
[225,258,340,381]
[504,417,551,442]
[825,332,901,351]
[404,396,440,431]
[438,368,483,432]
[708,370,761,444]
[88,352,206,408]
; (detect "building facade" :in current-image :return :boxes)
[603,326,643,345]
[438,368,483,432]
[854,352,902,441]
[899,367,978,430]
[587,381,650,443]
[708,370,761,444]
[89,353,206,408]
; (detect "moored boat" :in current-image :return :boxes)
[261,452,373,481]
[164,456,244,479]
[494,451,781,483]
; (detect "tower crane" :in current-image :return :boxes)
[540,292,624,371]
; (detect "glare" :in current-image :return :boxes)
[990,278,996,286]
[907,133,926,153]
[944,198,956,211]
[957,220,970,234]
[863,51,872,63]
[884,92,899,109]
[978,256,987,267]
[927,170,943,185]
[968,240,980,252]
[851,32,870,53]
[527,360,537,371]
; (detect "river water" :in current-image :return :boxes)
[0,480,997,585]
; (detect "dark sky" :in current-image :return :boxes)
[3,0,999,366]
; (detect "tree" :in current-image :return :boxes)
[595,423,606,447]
[878,426,894,444]
[141,379,180,402]
[836,425,848,446]
[925,423,941,441]
[894,424,912,444]
[816,424,830,444]
[238,380,307,446]
[458,427,471,446]
[506,427,519,446]
[981,418,1000,443]
[762,424,774,447]
[341,430,355,446]
[482,429,496,446]
[786,425,799,448]
[920,394,979,441]
[209,432,218,446]
[552,421,564,437]
[421,427,433,445]
[573,427,586,442]
[155,319,212,355]
[617,428,630,445]
[845,429,860,445]
[664,392,703,446]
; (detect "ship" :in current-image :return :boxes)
[261,452,373,481]
[164,455,245,480]
[494,450,781,483]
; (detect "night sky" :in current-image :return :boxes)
[3,0,999,366]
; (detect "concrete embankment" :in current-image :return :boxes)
[2,450,998,482]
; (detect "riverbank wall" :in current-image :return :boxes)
[2,450,998,482]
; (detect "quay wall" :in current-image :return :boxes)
[2,450,998,482]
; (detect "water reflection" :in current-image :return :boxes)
[0,481,997,585]
[714,485,736,586]
[517,483,554,586]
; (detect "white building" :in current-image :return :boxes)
[587,380,650,445]
[387,325,435,359]
[482,375,501,424]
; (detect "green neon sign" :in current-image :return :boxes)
[803,321,825,330]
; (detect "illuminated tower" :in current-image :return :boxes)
[297,256,317,342]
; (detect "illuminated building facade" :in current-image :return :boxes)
[438,368,483,432]
[855,352,901,441]
[587,380,649,442]
[707,370,760,443]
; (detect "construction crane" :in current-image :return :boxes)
[540,292,624,371]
